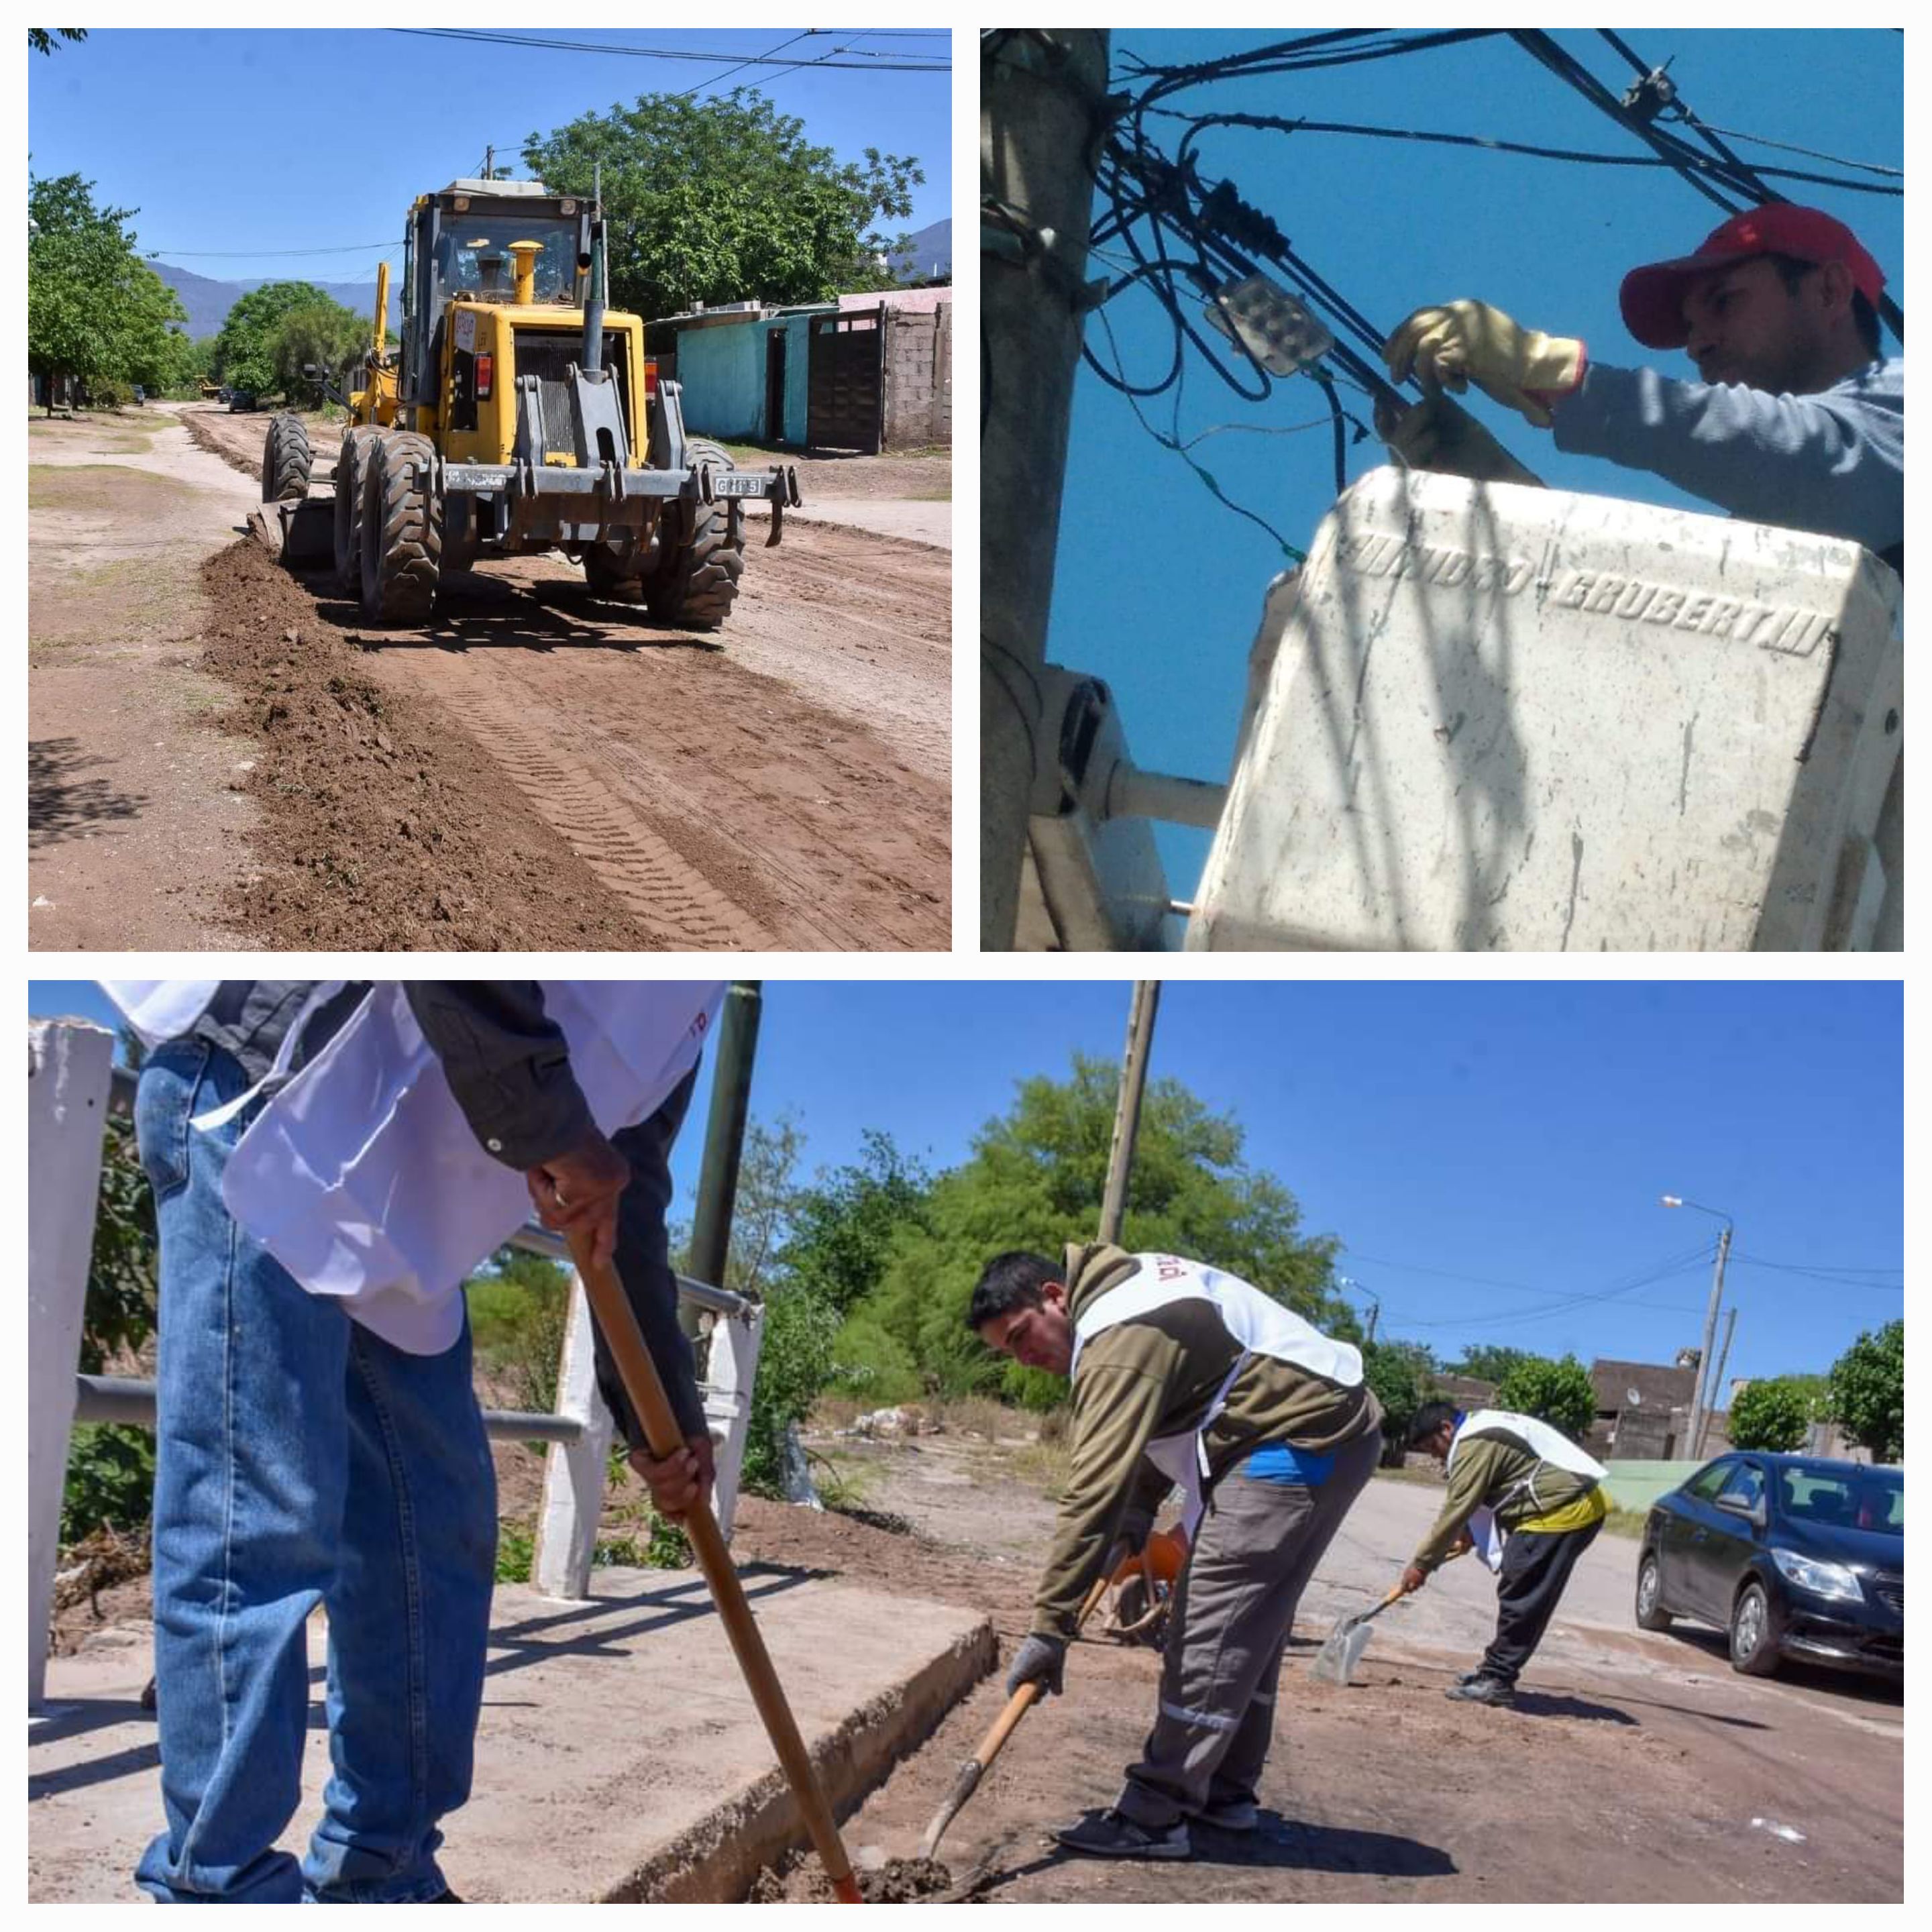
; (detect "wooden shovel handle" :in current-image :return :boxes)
[570,1240,863,1904]
[972,1572,1110,1770]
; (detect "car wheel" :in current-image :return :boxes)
[1635,1552,1674,1631]
[1729,1579,1783,1677]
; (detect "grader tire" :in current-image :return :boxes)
[262,413,312,504]
[645,436,745,630]
[359,430,442,626]
[582,545,646,602]
[333,427,383,594]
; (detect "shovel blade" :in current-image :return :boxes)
[1310,1617,1377,1686]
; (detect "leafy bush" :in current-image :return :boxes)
[494,1521,533,1584]
[742,1285,842,1497]
[1361,1341,1424,1460]
[61,1424,156,1544]
[465,1247,574,1422]
[1727,1377,1815,1452]
[828,1306,923,1405]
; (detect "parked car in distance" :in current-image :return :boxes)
[227,390,258,413]
[1636,1453,1902,1680]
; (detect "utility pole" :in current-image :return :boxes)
[686,982,764,1337]
[1703,1306,1739,1455]
[1662,1195,1732,1459]
[484,145,494,181]
[981,29,1112,948]
[1097,980,1160,1246]
[1364,1300,1380,1348]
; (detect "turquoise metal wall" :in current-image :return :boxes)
[672,320,765,441]
[672,313,819,444]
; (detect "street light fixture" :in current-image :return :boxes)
[1662,1194,1734,1457]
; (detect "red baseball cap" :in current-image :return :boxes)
[1619,205,1886,350]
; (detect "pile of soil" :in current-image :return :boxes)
[196,541,654,949]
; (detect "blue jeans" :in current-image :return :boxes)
[133,1040,498,1902]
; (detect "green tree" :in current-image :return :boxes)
[1725,1377,1813,1453]
[212,279,333,396]
[1361,1341,1422,1461]
[853,1053,1344,1403]
[523,91,921,316]
[781,1130,932,1318]
[269,297,369,405]
[1827,1320,1903,1463]
[1448,1343,1536,1387]
[1495,1352,1597,1442]
[28,172,188,411]
[29,29,88,54]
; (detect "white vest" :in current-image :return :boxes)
[1449,1409,1606,1569]
[103,980,724,1354]
[1070,1252,1362,1535]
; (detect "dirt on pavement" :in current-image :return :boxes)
[739,1430,1902,1905]
[34,403,951,950]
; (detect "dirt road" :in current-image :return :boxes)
[745,1432,1902,1904]
[30,403,951,950]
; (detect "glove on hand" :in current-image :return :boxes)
[1375,390,1546,488]
[1006,1633,1067,1699]
[1382,300,1584,429]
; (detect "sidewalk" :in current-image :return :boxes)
[29,1565,992,1902]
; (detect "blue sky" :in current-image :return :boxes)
[31,979,1901,1389]
[1046,29,1904,896]
[26,27,951,289]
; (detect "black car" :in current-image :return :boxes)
[1636,1453,1902,1680]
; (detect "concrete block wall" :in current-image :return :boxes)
[882,306,951,449]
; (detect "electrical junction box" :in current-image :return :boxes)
[1187,466,1902,951]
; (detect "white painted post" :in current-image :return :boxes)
[704,1301,765,1543]
[533,1275,614,1603]
[28,1019,117,1710]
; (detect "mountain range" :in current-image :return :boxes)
[154,216,951,337]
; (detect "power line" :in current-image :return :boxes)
[679,27,814,97]
[386,28,947,72]
[146,241,392,258]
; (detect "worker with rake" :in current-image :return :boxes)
[1399,1400,1610,1709]
[106,980,720,1903]
[970,1245,1382,1861]
[1378,203,1902,572]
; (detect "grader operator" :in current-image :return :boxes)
[258,174,798,629]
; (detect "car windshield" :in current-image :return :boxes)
[1776,1464,1903,1534]
[435,215,577,301]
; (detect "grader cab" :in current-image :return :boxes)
[256,174,798,629]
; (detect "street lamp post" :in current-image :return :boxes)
[1661,1195,1733,1457]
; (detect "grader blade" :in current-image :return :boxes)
[249,498,333,567]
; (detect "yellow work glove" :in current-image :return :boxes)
[1382,300,1585,429]
[1374,390,1546,489]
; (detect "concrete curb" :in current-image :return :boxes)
[614,1616,997,1902]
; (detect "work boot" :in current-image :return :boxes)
[1193,1796,1260,1833]
[1053,1809,1192,1861]
[1444,1674,1515,1707]
[1453,1666,1485,1685]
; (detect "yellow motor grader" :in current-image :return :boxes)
[258,173,798,629]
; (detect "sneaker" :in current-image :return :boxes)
[1194,1797,1260,1833]
[1053,1809,1193,1861]
[1453,1667,1485,1685]
[1444,1674,1515,1707]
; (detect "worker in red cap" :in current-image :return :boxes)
[1379,204,1902,570]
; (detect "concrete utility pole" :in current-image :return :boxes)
[1703,1305,1739,1455]
[687,983,764,1330]
[1663,1195,1734,1458]
[1097,979,1161,1246]
[981,28,1112,948]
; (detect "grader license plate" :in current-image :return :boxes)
[442,466,503,492]
[710,474,774,498]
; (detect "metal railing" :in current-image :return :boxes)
[29,1020,765,1709]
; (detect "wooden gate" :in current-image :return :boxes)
[806,309,885,452]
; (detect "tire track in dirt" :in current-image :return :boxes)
[425,664,775,949]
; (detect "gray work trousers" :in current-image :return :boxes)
[1116,1424,1382,1830]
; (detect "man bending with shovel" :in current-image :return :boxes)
[1399,1401,1609,1708]
[971,1244,1382,1860]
